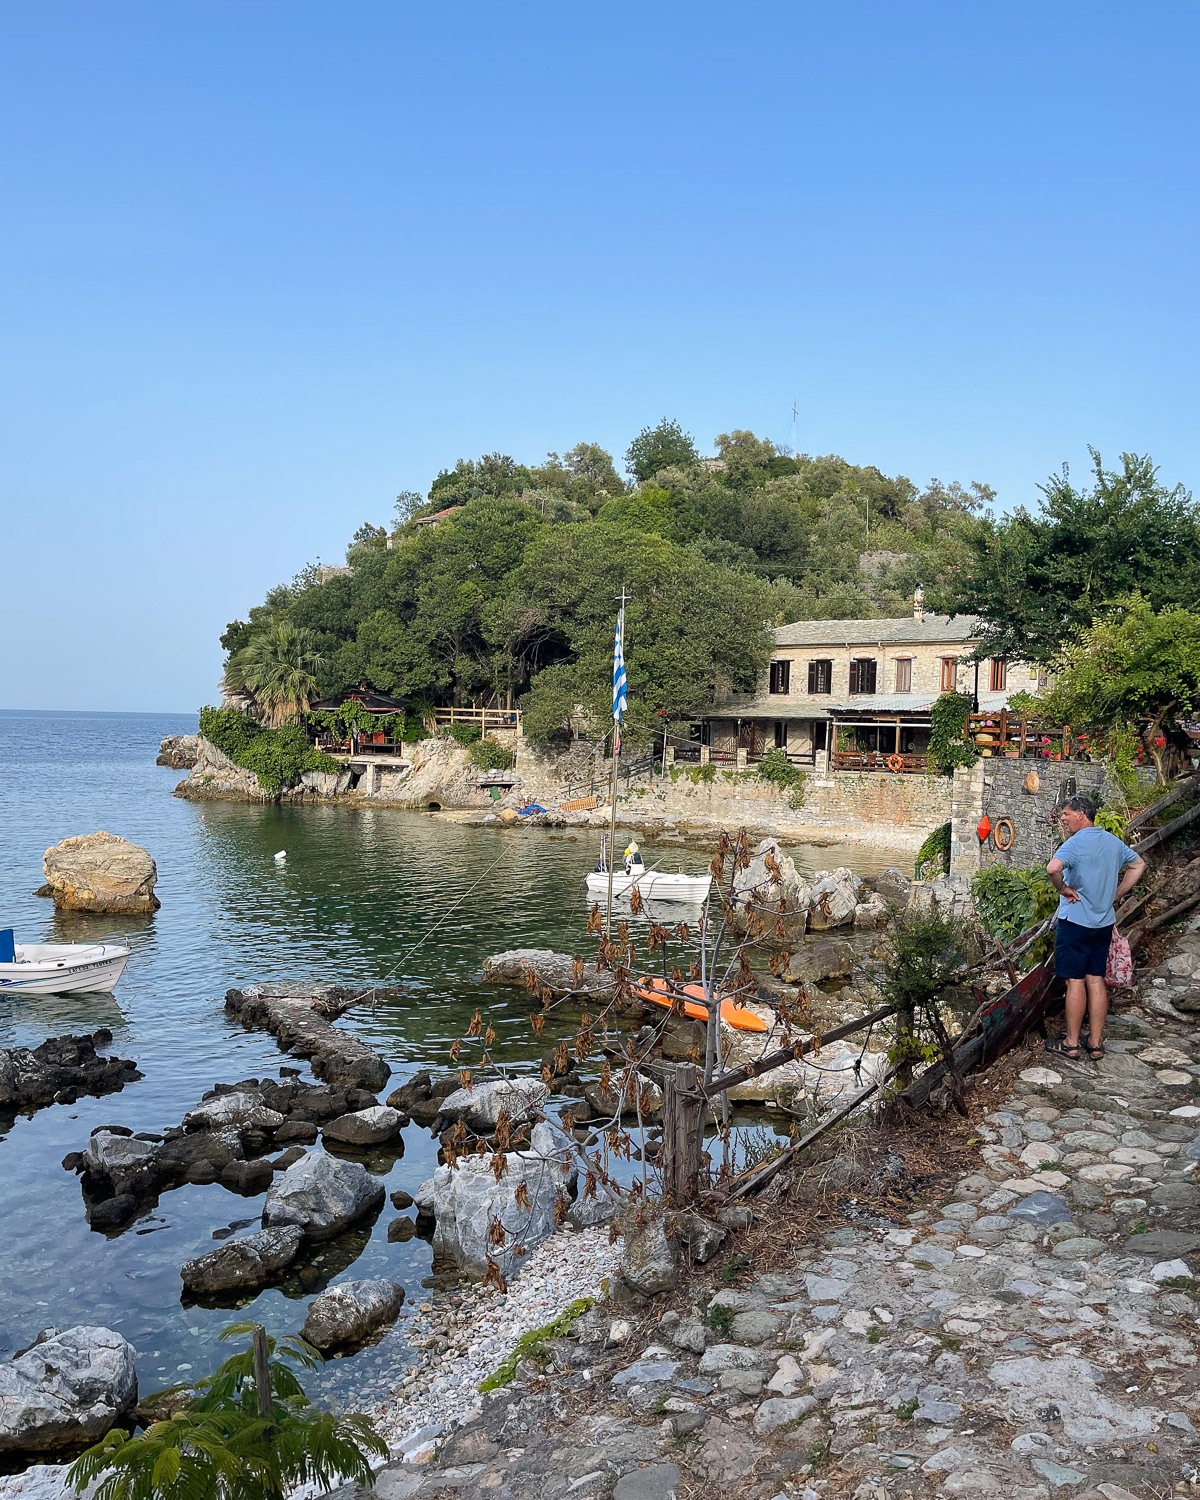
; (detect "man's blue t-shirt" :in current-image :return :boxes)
[1055,825,1138,928]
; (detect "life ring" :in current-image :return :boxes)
[886,754,904,772]
[991,817,1015,852]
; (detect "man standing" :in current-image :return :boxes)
[1046,794,1145,1060]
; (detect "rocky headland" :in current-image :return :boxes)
[155,734,199,769]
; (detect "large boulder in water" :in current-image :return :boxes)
[435,1077,549,1132]
[731,839,811,944]
[181,1225,304,1295]
[806,868,861,931]
[38,832,159,914]
[261,1152,384,1241]
[0,1325,137,1455]
[322,1105,406,1148]
[301,1278,405,1352]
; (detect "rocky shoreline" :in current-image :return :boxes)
[5,978,1198,1498]
[167,734,935,852]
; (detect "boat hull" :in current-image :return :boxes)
[585,871,712,903]
[0,944,132,996]
[634,977,768,1033]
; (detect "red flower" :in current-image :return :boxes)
[1155,737,1166,747]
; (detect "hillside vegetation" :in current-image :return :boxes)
[222,424,990,748]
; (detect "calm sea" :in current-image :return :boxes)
[0,710,902,1413]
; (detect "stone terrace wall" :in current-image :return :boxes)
[611,766,953,845]
[950,758,1112,882]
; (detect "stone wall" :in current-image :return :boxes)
[949,758,1113,882]
[583,765,953,847]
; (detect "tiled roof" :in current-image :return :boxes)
[772,614,980,647]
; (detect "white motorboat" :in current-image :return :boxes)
[584,869,712,903]
[0,941,132,996]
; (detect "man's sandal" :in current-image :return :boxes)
[1048,1038,1083,1060]
[1086,1042,1105,1060]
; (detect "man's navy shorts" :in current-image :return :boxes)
[1055,919,1113,979]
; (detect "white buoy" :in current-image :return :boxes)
[274,850,287,863]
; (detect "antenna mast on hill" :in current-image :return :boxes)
[789,400,799,457]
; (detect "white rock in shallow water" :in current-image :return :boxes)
[0,1326,137,1455]
[435,1076,550,1131]
[183,1091,283,1131]
[262,1152,385,1240]
[301,1278,405,1351]
[82,1129,155,1178]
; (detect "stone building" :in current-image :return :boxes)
[701,595,1042,772]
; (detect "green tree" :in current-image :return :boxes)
[512,519,772,745]
[714,428,777,488]
[232,622,325,728]
[1037,596,1200,780]
[68,1324,385,1500]
[624,419,699,483]
[934,450,1200,663]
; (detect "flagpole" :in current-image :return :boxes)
[606,592,628,939]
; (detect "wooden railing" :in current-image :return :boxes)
[315,734,407,756]
[832,750,929,774]
[432,707,521,733]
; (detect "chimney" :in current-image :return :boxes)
[913,585,925,622]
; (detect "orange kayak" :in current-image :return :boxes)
[634,977,768,1033]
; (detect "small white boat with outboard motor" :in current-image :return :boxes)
[584,838,712,905]
[0,928,131,995]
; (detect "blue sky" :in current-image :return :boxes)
[2,2,1197,712]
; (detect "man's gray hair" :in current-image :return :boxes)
[1063,794,1096,820]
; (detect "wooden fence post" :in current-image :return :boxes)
[660,1062,704,1205]
[251,1324,273,1422]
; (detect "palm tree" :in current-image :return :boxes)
[69,1324,385,1500]
[233,623,325,728]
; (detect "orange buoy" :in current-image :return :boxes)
[886,753,904,772]
[977,815,992,842]
[634,977,768,1033]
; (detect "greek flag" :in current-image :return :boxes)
[612,608,627,741]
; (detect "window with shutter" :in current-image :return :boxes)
[940,656,957,691]
[990,659,1007,692]
[769,659,791,694]
[807,659,832,694]
[849,658,877,694]
[895,658,912,693]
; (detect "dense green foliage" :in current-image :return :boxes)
[933,449,1200,664]
[970,864,1058,943]
[754,746,802,788]
[69,1324,385,1500]
[199,707,341,794]
[222,426,994,748]
[913,821,951,879]
[469,737,516,770]
[1034,596,1200,779]
[928,692,977,776]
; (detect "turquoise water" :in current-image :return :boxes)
[0,710,902,1411]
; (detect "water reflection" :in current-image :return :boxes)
[0,711,911,1407]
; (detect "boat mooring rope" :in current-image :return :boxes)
[349,839,518,1009]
